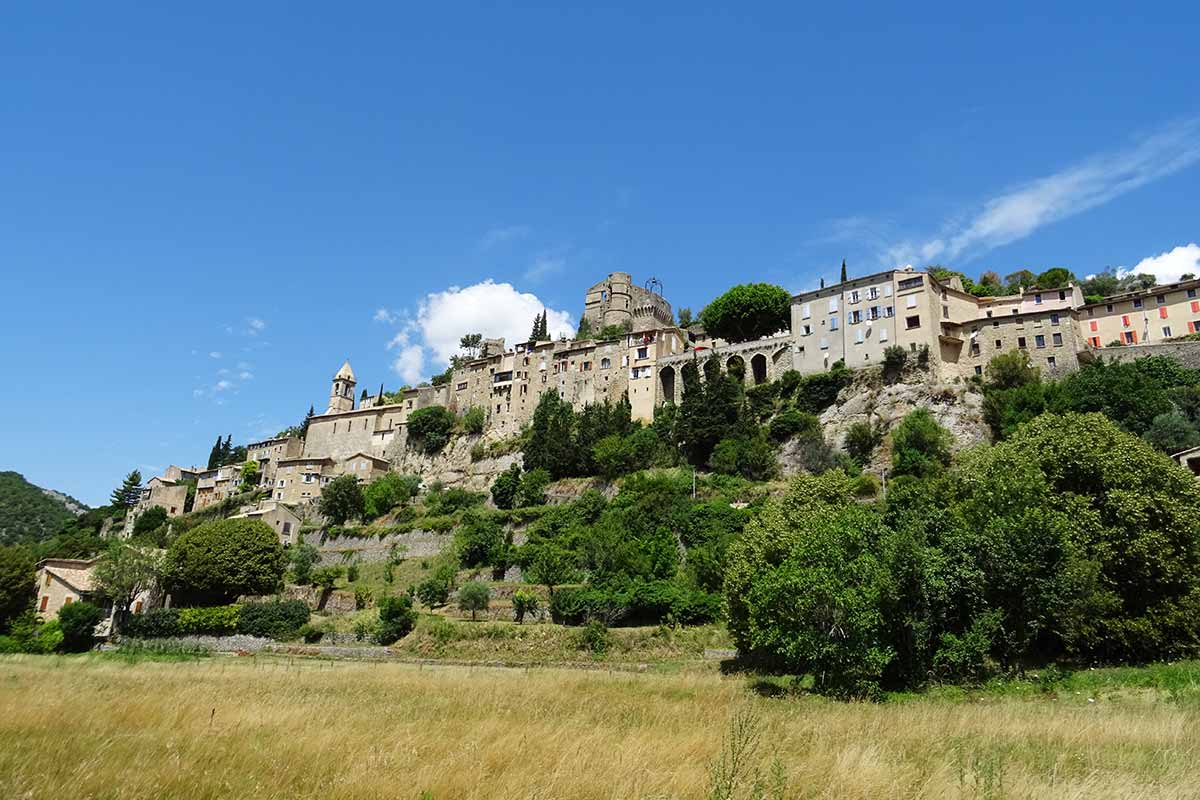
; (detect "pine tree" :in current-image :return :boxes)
[530,311,545,342]
[110,470,143,509]
[300,405,314,438]
[840,259,848,283]
[206,436,223,469]
[220,435,233,466]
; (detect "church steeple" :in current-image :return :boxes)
[327,360,357,413]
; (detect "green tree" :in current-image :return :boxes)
[407,405,456,454]
[593,434,633,480]
[458,581,491,621]
[1004,269,1036,293]
[454,511,506,568]
[300,405,315,438]
[490,463,522,510]
[164,518,286,605]
[109,470,142,509]
[240,460,259,489]
[697,284,791,343]
[459,333,483,358]
[891,409,952,479]
[512,589,540,623]
[518,467,551,507]
[58,601,105,652]
[362,472,415,520]
[92,540,163,622]
[320,474,364,525]
[375,594,417,644]
[0,545,35,631]
[844,421,881,465]
[289,541,319,585]
[1036,267,1074,288]
[523,392,576,478]
[676,307,693,327]
[769,408,819,442]
[525,542,574,596]
[1142,412,1200,453]
[130,505,168,542]
[461,406,486,434]
[206,436,223,469]
[840,258,848,283]
[985,351,1040,390]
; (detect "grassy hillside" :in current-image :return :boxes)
[0,471,88,546]
[2,655,1198,799]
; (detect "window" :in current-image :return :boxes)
[636,347,648,359]
[801,303,811,319]
[1018,336,1027,348]
[1090,320,1098,332]
[1091,336,1102,347]
[1159,306,1169,320]
[1163,326,1173,338]
[898,276,922,290]
[867,287,878,300]
[1047,356,1057,367]
[1189,288,1197,299]
[829,298,839,313]
[994,339,1002,349]
[975,365,983,376]
[906,295,918,309]
[1050,313,1060,326]
[1052,332,1063,346]
[456,382,467,391]
[1156,294,1167,305]
[1192,301,1200,313]
[1133,298,1143,309]
[993,320,1000,328]
[855,329,864,344]
[830,316,839,331]
[849,310,862,324]
[1035,335,1046,348]
[1106,304,1114,312]
[942,305,949,319]
[1034,293,1043,305]
[1087,308,1095,317]
[883,285,892,297]
[905,315,921,329]
[802,324,812,336]
[1059,291,1066,301]
[40,596,48,611]
[868,305,880,320]
[879,328,888,342]
[1121,315,1131,327]
[819,337,829,350]
[986,310,993,317]
[1124,331,1135,344]
[600,357,611,369]
[850,290,860,303]
[884,306,894,317]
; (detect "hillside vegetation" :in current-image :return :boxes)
[0,472,87,546]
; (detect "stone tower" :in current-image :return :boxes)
[327,360,357,414]
[582,272,674,333]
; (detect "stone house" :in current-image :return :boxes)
[231,502,303,546]
[1079,277,1200,348]
[193,464,241,511]
[35,558,155,634]
[246,436,304,489]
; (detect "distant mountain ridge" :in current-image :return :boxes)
[0,471,91,546]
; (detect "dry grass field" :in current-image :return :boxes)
[2,653,1199,799]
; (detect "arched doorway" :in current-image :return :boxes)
[751,353,768,385]
[726,355,745,382]
[659,365,676,404]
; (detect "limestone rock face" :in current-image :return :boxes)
[779,368,990,477]
[383,430,522,492]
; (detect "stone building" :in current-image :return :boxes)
[193,464,241,511]
[35,557,155,632]
[1078,277,1200,348]
[120,465,201,537]
[231,502,303,546]
[246,436,304,489]
[582,272,674,333]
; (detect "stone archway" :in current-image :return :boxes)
[751,353,768,385]
[659,365,676,404]
[726,355,745,382]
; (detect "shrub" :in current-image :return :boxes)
[844,420,882,465]
[407,405,456,454]
[461,406,486,435]
[58,601,105,652]
[416,575,451,607]
[1142,412,1200,453]
[709,435,776,481]
[165,518,286,605]
[985,351,1040,390]
[321,474,364,525]
[454,512,506,569]
[490,463,522,510]
[424,486,486,516]
[289,541,319,585]
[457,581,491,621]
[518,467,551,507]
[362,473,416,520]
[0,545,36,631]
[237,600,310,640]
[778,369,802,397]
[310,566,344,591]
[768,408,819,442]
[576,619,611,655]
[131,505,169,542]
[512,589,540,623]
[298,623,324,643]
[882,345,908,376]
[177,604,241,636]
[376,595,417,644]
[890,409,952,479]
[122,608,181,638]
[794,362,852,414]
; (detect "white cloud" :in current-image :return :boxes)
[373,308,398,324]
[247,318,266,335]
[214,380,233,392]
[478,225,531,251]
[1121,243,1200,284]
[379,280,575,382]
[238,371,254,381]
[209,351,222,359]
[884,117,1200,266]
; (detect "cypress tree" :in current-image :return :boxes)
[110,470,143,509]
[840,259,848,283]
[221,435,233,466]
[300,405,314,438]
[206,436,222,469]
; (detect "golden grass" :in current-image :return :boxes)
[2,654,1198,799]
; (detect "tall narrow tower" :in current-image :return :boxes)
[327,360,357,414]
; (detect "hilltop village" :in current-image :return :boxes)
[113,265,1200,536]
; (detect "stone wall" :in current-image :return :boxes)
[1094,340,1200,369]
[303,528,454,564]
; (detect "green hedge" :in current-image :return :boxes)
[178,605,240,635]
[122,608,181,638]
[549,581,721,626]
[237,600,310,639]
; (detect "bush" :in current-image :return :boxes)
[131,506,169,541]
[362,473,416,520]
[416,575,451,607]
[986,351,1039,390]
[512,589,540,623]
[454,512,507,569]
[576,619,611,655]
[310,566,344,591]
[376,595,417,644]
[122,608,181,638]
[298,623,324,643]
[844,421,882,465]
[709,435,776,481]
[890,409,952,479]
[518,468,551,507]
[321,474,364,525]
[457,581,491,621]
[768,408,819,442]
[58,601,105,652]
[490,463,522,510]
[165,518,286,605]
[424,486,486,516]
[461,407,486,435]
[882,345,908,377]
[289,541,319,585]
[177,604,240,635]
[794,362,852,414]
[237,600,310,640]
[407,405,456,453]
[0,545,36,631]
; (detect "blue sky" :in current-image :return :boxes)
[2,4,1199,505]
